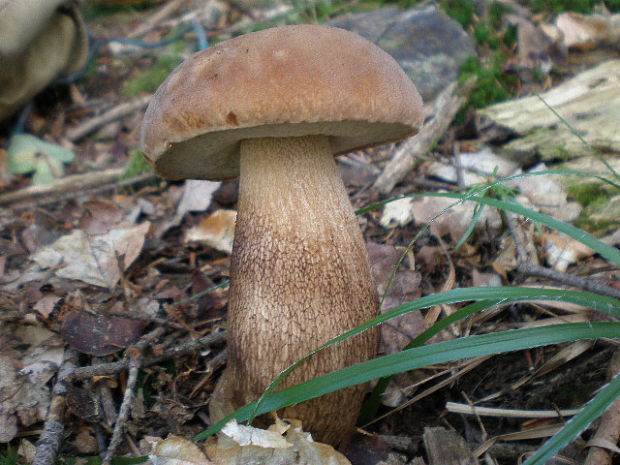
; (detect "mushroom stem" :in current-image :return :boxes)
[220,135,379,444]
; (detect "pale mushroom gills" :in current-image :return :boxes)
[141,24,423,445]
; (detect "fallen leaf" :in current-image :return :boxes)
[185,210,237,254]
[33,295,62,318]
[157,180,221,237]
[17,439,36,463]
[367,243,423,356]
[61,310,146,355]
[416,195,502,242]
[31,222,150,288]
[7,134,75,185]
[380,197,415,229]
[544,231,594,272]
[79,199,125,235]
[203,419,352,465]
[150,435,211,465]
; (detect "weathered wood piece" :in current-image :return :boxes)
[373,78,475,194]
[423,427,477,465]
[478,59,620,160]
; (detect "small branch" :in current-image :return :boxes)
[373,78,475,195]
[66,96,151,142]
[503,208,620,301]
[33,349,80,465]
[71,330,226,380]
[0,168,123,206]
[127,0,187,38]
[504,211,529,263]
[446,402,581,418]
[0,171,155,209]
[518,261,620,301]
[101,328,164,465]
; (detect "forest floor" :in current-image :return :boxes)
[1,1,620,464]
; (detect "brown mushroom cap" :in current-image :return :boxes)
[140,24,423,180]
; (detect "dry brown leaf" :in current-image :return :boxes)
[204,419,351,465]
[147,420,351,465]
[30,222,150,288]
[544,231,594,272]
[150,435,211,465]
[367,243,423,356]
[185,209,237,254]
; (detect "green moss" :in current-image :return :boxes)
[439,0,476,26]
[459,53,516,109]
[121,149,153,180]
[574,213,615,232]
[567,183,610,207]
[540,143,573,161]
[122,40,186,97]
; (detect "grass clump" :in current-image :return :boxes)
[0,447,20,465]
[459,53,517,109]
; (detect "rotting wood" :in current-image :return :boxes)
[373,78,475,195]
[423,427,477,465]
[478,59,620,160]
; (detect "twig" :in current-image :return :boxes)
[453,142,466,189]
[504,211,529,263]
[0,168,123,206]
[373,78,476,195]
[101,327,164,465]
[518,261,620,301]
[33,349,80,465]
[66,95,151,142]
[106,309,186,329]
[446,402,581,418]
[189,348,227,398]
[128,0,188,38]
[503,207,620,300]
[0,171,154,209]
[70,330,226,380]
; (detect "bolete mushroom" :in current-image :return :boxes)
[141,24,423,445]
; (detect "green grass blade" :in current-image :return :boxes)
[359,299,501,423]
[246,287,619,423]
[356,169,620,218]
[455,202,486,249]
[524,373,620,465]
[195,322,620,440]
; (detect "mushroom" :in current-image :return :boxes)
[141,24,423,445]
